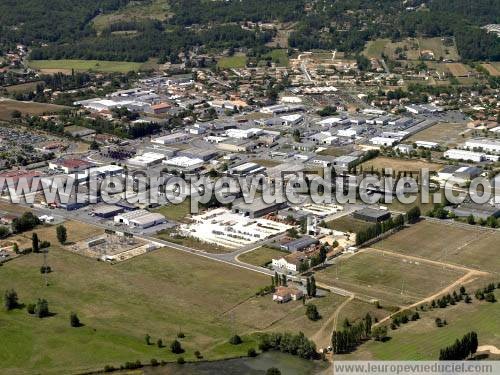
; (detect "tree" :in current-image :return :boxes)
[32,233,39,253]
[35,298,49,318]
[306,278,311,297]
[306,304,320,321]
[310,276,316,297]
[56,225,67,244]
[364,314,372,337]
[372,326,387,341]
[170,339,183,353]
[4,289,19,311]
[70,312,81,327]
[281,274,287,287]
[247,348,257,357]
[157,338,163,348]
[229,334,242,345]
[267,368,281,375]
[145,334,151,345]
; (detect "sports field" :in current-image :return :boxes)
[315,251,466,306]
[0,245,272,374]
[374,220,500,274]
[28,60,144,74]
[348,290,500,360]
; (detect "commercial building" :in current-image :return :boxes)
[370,137,399,147]
[162,156,204,172]
[280,236,319,252]
[353,208,391,223]
[444,149,486,162]
[127,152,166,168]
[227,162,266,177]
[232,199,287,219]
[92,205,124,218]
[49,158,93,174]
[464,139,500,154]
[114,209,166,229]
[151,132,190,145]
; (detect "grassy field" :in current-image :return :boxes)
[251,159,282,168]
[374,220,500,274]
[28,60,144,74]
[152,200,192,222]
[2,81,44,94]
[323,215,373,234]
[418,37,460,61]
[0,245,272,374]
[1,220,103,249]
[317,146,354,157]
[363,39,390,59]
[347,290,500,360]
[406,122,471,147]
[262,49,289,67]
[92,0,170,33]
[156,230,232,254]
[364,37,460,62]
[315,251,466,306]
[360,156,443,174]
[217,55,248,69]
[238,246,288,267]
[0,99,68,121]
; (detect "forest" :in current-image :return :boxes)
[1,0,499,62]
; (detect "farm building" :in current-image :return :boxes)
[272,286,304,303]
[280,236,319,252]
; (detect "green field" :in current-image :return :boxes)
[0,246,271,374]
[348,290,500,360]
[315,251,466,306]
[374,221,500,274]
[2,81,44,94]
[238,246,288,267]
[262,49,289,67]
[323,215,373,234]
[217,55,247,69]
[28,60,144,73]
[363,39,390,59]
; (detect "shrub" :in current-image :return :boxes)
[70,312,81,327]
[177,357,185,364]
[170,339,184,354]
[229,334,242,345]
[150,359,159,366]
[177,332,185,338]
[27,303,36,314]
[248,348,257,357]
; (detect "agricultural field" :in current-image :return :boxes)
[155,230,232,254]
[0,99,68,121]
[0,245,272,374]
[28,60,144,74]
[315,250,466,306]
[481,63,500,77]
[347,290,500,360]
[374,220,500,274]
[446,63,470,77]
[237,246,288,267]
[217,55,248,69]
[92,0,170,33]
[360,157,443,175]
[406,122,471,147]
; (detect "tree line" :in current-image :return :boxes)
[439,332,478,360]
[331,314,373,354]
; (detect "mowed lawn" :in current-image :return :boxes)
[28,60,144,73]
[374,220,500,274]
[315,251,465,306]
[0,246,270,374]
[348,290,500,360]
[238,246,288,267]
[152,200,192,222]
[323,215,373,234]
[406,122,470,147]
[0,99,68,121]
